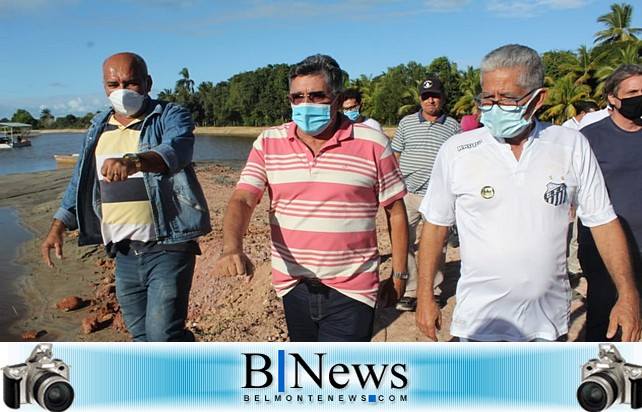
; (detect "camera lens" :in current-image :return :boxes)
[33,372,74,412]
[577,372,618,412]
[43,382,74,411]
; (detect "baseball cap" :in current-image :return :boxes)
[418,78,444,96]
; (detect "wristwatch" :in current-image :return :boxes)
[392,272,410,280]
[123,153,142,172]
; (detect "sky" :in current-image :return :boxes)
[0,0,639,120]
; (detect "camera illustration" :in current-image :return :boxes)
[577,343,642,411]
[3,344,74,411]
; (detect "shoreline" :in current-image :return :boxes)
[36,125,398,137]
[0,168,126,341]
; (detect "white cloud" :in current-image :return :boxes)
[50,96,107,116]
[486,0,591,18]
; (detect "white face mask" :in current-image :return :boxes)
[108,89,146,116]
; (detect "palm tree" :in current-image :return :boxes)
[559,45,609,85]
[157,88,177,102]
[593,40,642,99]
[39,107,55,129]
[540,76,592,124]
[175,67,195,103]
[594,3,642,46]
[349,74,377,117]
[397,80,421,117]
[452,66,481,117]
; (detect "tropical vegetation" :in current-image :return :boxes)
[3,2,641,129]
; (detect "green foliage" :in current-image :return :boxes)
[594,3,642,45]
[540,76,592,124]
[542,50,576,81]
[11,109,37,126]
[370,62,430,124]
[39,107,55,129]
[22,2,642,129]
[452,66,480,117]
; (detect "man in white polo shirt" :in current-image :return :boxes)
[415,44,641,342]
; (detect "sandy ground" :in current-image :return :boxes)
[0,159,590,342]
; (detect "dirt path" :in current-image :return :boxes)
[0,165,588,342]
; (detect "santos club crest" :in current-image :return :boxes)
[544,182,567,206]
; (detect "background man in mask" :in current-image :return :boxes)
[342,88,384,132]
[578,63,642,342]
[41,52,211,342]
[216,54,409,342]
[415,44,640,342]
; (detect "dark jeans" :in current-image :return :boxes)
[282,280,375,342]
[115,249,196,342]
[579,244,619,342]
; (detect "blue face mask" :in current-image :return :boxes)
[291,103,333,136]
[481,91,541,139]
[344,110,361,121]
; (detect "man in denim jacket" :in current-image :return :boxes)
[41,52,211,342]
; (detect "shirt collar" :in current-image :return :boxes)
[418,111,447,124]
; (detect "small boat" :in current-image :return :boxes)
[0,122,34,149]
[54,154,79,164]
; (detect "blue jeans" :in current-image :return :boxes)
[282,280,374,342]
[115,250,195,342]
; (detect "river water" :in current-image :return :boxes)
[0,132,256,339]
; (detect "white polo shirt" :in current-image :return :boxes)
[420,121,616,341]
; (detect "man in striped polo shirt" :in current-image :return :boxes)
[391,78,461,311]
[216,54,409,342]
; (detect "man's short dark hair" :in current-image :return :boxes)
[574,101,600,114]
[289,54,343,95]
[343,89,362,103]
[604,64,642,96]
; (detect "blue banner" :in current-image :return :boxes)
[1,342,637,412]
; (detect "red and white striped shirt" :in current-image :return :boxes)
[237,118,406,307]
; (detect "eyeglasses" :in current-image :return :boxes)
[343,103,360,112]
[287,91,332,105]
[474,88,540,112]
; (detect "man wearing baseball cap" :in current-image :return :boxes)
[391,77,461,311]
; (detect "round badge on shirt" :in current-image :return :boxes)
[481,186,495,199]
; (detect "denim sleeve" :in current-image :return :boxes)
[52,132,94,230]
[149,103,195,174]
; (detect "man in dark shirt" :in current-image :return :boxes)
[579,63,642,342]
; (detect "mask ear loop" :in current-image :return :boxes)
[523,88,543,122]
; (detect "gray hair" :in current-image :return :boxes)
[289,54,343,95]
[480,44,544,90]
[604,64,642,96]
